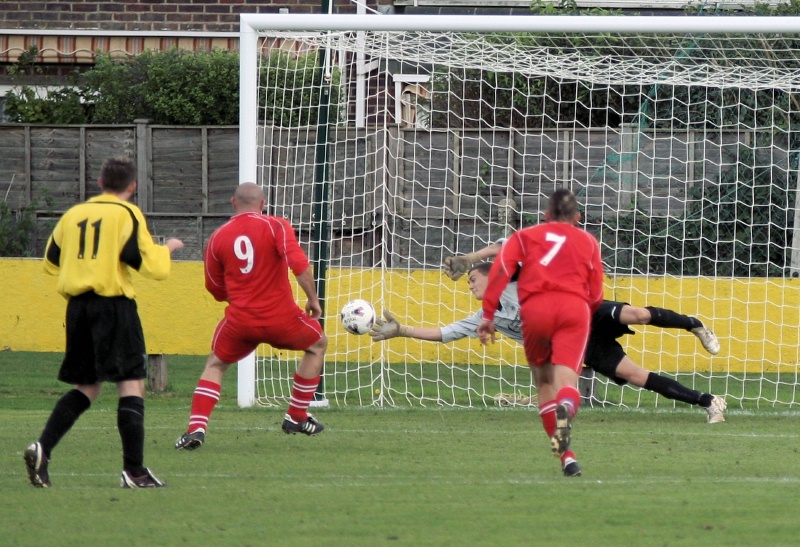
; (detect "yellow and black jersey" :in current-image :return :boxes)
[44,194,172,299]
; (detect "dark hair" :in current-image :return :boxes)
[100,156,137,192]
[468,262,493,276]
[547,188,579,222]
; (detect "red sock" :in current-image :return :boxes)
[538,400,557,437]
[188,379,221,433]
[556,386,581,417]
[287,374,320,421]
[561,450,577,465]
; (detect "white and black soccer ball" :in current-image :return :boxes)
[340,299,376,335]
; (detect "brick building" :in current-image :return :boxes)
[0,0,365,91]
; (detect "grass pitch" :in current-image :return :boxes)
[1,352,799,546]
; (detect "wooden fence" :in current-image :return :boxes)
[0,121,238,260]
[0,122,791,267]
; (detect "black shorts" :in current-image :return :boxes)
[584,335,628,385]
[58,292,147,385]
[583,300,637,385]
[590,301,636,339]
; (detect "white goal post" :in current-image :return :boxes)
[238,13,800,410]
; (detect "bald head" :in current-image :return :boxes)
[232,182,265,213]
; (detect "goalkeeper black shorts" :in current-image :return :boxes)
[584,334,628,386]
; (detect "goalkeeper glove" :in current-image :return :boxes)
[443,252,481,281]
[369,310,412,341]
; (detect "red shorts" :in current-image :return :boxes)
[211,311,324,364]
[519,292,591,372]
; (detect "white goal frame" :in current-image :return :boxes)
[238,13,800,407]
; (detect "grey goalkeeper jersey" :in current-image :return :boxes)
[440,283,523,343]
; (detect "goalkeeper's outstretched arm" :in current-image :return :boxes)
[442,242,503,280]
[369,310,443,342]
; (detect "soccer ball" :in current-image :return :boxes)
[340,299,376,335]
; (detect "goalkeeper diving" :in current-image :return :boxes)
[370,244,726,430]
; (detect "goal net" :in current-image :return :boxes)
[239,13,800,411]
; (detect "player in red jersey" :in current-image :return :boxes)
[477,188,604,477]
[175,182,327,450]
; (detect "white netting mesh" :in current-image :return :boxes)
[244,19,800,410]
[264,30,800,90]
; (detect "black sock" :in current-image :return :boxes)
[39,389,92,459]
[118,396,146,476]
[643,372,704,406]
[645,306,702,331]
[697,393,714,408]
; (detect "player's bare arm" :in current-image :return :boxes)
[295,268,322,318]
[476,319,496,345]
[165,238,185,253]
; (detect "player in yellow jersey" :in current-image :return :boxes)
[23,156,184,489]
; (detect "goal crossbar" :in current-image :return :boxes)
[241,13,800,34]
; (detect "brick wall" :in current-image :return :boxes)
[0,0,361,33]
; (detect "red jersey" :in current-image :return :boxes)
[482,222,604,321]
[205,212,311,325]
